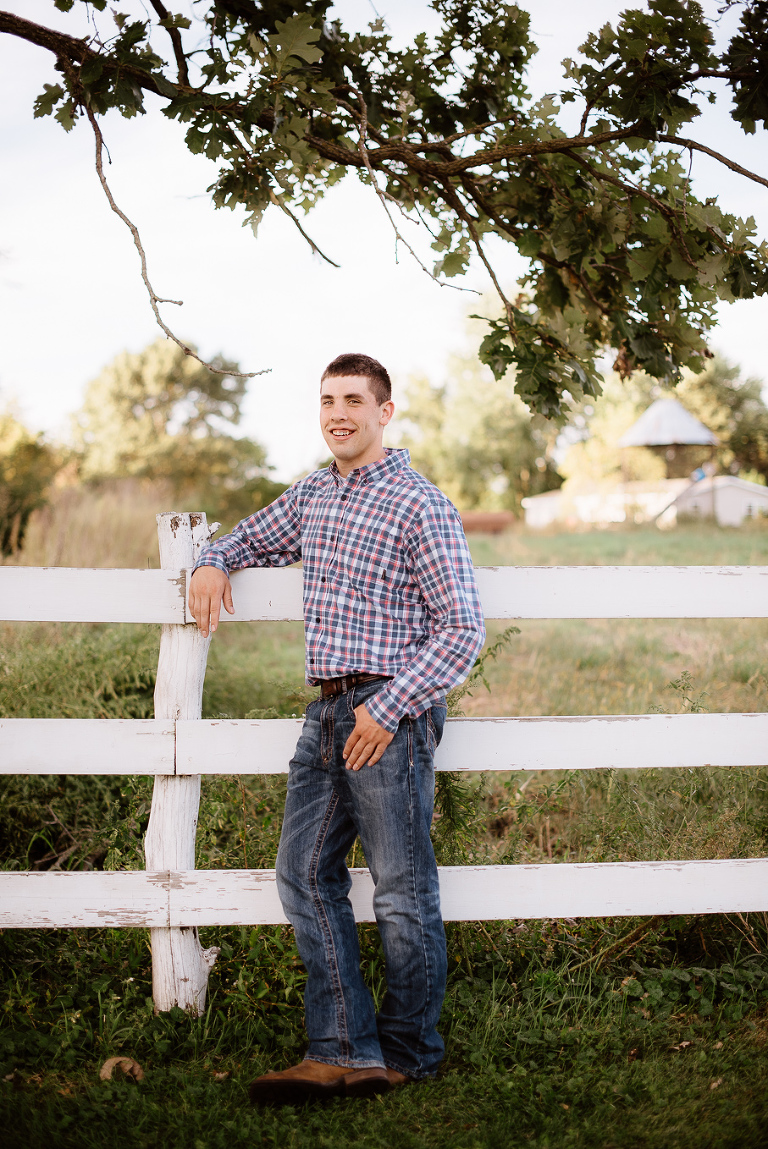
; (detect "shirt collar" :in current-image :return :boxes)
[329,448,410,487]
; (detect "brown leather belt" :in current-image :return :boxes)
[319,673,392,699]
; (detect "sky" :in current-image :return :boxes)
[1,0,766,480]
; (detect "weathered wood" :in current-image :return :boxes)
[0,567,186,623]
[434,712,768,772]
[175,713,768,775]
[201,565,768,622]
[0,719,175,775]
[2,713,765,778]
[0,870,169,928]
[3,859,767,927]
[145,513,218,1016]
[4,564,768,623]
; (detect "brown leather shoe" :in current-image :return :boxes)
[249,1059,390,1106]
[385,1068,415,1087]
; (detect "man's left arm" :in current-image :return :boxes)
[345,500,485,767]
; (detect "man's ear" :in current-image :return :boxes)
[380,400,395,427]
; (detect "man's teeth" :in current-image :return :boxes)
[332,429,352,437]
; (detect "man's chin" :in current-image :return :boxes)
[327,439,359,462]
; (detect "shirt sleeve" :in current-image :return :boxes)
[364,499,486,732]
[192,484,303,574]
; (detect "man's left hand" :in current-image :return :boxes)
[343,704,394,771]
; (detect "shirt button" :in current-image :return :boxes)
[321,577,326,582]
[315,616,320,622]
[340,494,348,501]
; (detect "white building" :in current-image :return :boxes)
[522,474,768,529]
[522,479,690,529]
[664,474,768,527]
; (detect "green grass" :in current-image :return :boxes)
[466,520,768,568]
[4,916,768,1147]
[3,523,768,1145]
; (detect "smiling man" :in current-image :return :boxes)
[189,352,485,1104]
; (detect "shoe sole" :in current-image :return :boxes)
[250,1069,390,1106]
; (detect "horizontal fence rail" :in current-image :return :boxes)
[2,546,767,1010]
[2,714,768,776]
[175,714,768,775]
[2,567,187,623]
[2,860,767,929]
[5,564,768,622]
[0,719,175,775]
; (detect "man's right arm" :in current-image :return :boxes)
[189,485,303,636]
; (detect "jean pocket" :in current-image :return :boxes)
[290,706,323,769]
[347,682,383,718]
[426,705,447,753]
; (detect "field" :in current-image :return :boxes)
[2,521,768,1146]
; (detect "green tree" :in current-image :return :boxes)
[560,357,768,487]
[3,1,768,414]
[73,339,285,526]
[0,412,60,556]
[677,358,768,481]
[398,352,561,514]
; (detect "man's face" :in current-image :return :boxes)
[320,374,394,475]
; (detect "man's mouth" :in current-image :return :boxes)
[330,428,354,439]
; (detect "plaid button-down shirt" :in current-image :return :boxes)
[194,448,486,732]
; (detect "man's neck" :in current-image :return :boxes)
[333,447,388,479]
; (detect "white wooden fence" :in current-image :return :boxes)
[1,512,767,1015]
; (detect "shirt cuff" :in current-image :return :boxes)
[192,554,229,574]
[365,688,403,734]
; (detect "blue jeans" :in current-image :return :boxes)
[275,679,447,1079]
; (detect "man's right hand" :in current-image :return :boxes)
[188,566,234,637]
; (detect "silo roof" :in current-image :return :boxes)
[617,397,719,447]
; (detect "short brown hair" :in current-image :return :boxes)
[321,353,391,406]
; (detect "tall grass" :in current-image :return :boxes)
[4,479,173,569]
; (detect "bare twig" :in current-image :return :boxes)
[85,104,266,379]
[436,178,513,321]
[237,776,248,869]
[569,915,664,975]
[682,144,693,224]
[578,100,594,138]
[32,841,83,870]
[728,912,762,955]
[46,803,76,843]
[465,214,513,319]
[347,86,477,294]
[477,920,507,964]
[148,0,189,87]
[269,189,340,266]
[658,134,768,191]
[440,114,519,147]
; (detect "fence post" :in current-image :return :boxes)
[145,512,219,1015]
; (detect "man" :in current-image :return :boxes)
[189,353,485,1104]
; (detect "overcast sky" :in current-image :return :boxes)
[1,0,766,480]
